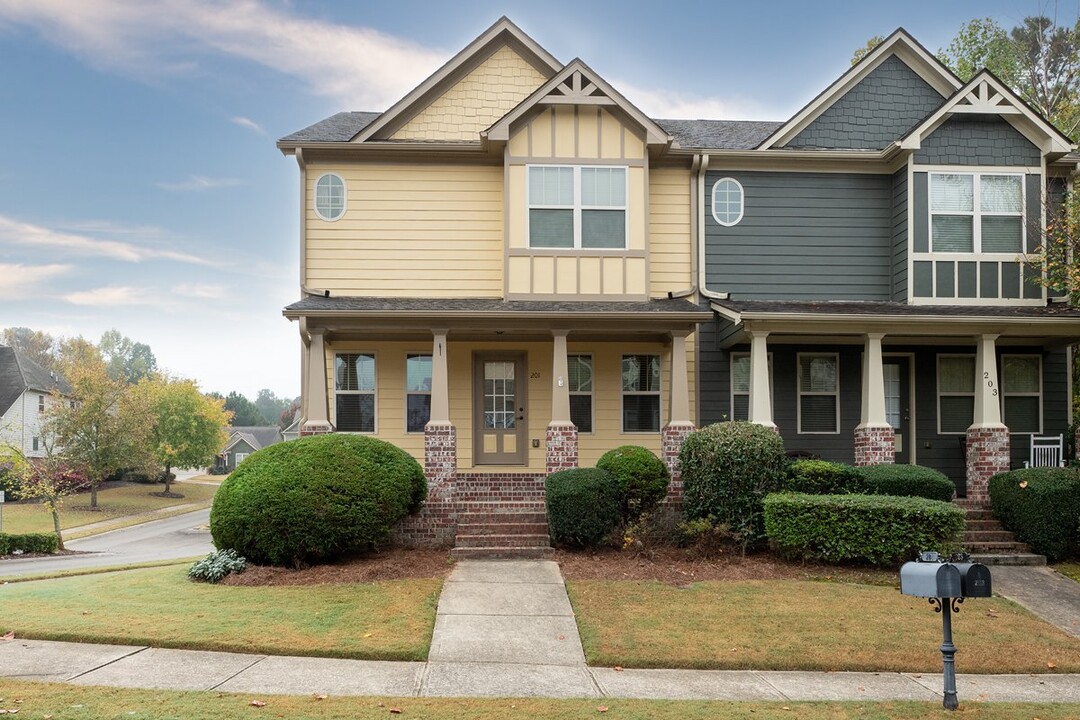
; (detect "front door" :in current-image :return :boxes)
[473,353,527,465]
[883,357,912,464]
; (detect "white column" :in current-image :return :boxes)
[550,330,571,424]
[302,329,331,430]
[858,333,889,427]
[429,329,450,424]
[748,329,775,427]
[669,330,692,424]
[973,334,1003,427]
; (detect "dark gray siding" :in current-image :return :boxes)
[914,116,1040,166]
[891,168,908,301]
[704,171,893,300]
[786,55,944,150]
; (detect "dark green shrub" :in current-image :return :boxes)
[596,445,670,522]
[0,464,24,501]
[989,468,1080,562]
[0,533,59,555]
[784,460,866,495]
[858,464,955,502]
[189,549,247,583]
[764,493,965,566]
[679,422,787,549]
[209,434,426,567]
[545,468,621,548]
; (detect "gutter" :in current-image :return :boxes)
[709,300,1080,327]
[283,308,711,323]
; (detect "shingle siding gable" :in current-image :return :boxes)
[913,115,1041,166]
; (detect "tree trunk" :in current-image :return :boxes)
[51,502,65,551]
[164,463,172,494]
[90,478,98,509]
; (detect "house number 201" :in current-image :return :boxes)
[983,372,998,396]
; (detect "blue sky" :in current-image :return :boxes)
[0,0,1067,399]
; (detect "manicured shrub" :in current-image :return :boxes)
[189,548,247,583]
[0,533,59,555]
[209,434,426,567]
[545,468,621,548]
[679,422,787,549]
[989,468,1080,562]
[764,493,966,566]
[784,459,866,495]
[858,464,955,502]
[596,445,670,522]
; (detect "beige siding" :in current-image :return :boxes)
[306,164,504,296]
[648,167,693,295]
[392,45,547,141]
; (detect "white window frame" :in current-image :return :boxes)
[730,351,773,422]
[1001,354,1042,435]
[526,165,629,250]
[405,353,432,434]
[314,172,347,222]
[334,352,377,434]
[38,394,45,412]
[928,171,1025,255]
[797,352,840,435]
[621,354,662,434]
[234,452,249,465]
[936,354,976,435]
[568,354,593,434]
[32,436,39,452]
[711,177,745,227]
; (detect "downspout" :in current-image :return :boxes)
[695,154,728,300]
[295,148,330,298]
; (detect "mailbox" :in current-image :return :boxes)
[900,560,962,598]
[952,562,992,598]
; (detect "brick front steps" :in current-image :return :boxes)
[955,499,1045,567]
[450,474,553,559]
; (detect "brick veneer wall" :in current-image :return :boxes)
[965,426,1010,506]
[854,425,895,466]
[661,423,695,508]
[299,423,333,437]
[393,424,459,546]
[546,423,578,474]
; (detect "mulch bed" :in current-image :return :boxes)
[220,548,455,586]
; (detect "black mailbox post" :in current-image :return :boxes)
[899,551,992,711]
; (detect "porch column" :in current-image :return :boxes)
[425,329,456,485]
[662,329,696,505]
[854,332,895,466]
[966,334,1009,505]
[748,330,776,429]
[546,329,578,474]
[301,329,333,435]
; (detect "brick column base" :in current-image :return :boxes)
[965,425,1010,506]
[299,423,333,437]
[854,424,895,466]
[661,422,695,508]
[546,423,578,474]
[394,423,458,547]
[424,423,457,485]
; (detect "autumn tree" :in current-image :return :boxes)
[1,327,58,372]
[140,377,230,496]
[851,35,884,65]
[17,434,78,550]
[99,329,158,384]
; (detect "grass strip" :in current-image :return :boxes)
[0,565,439,661]
[1054,562,1080,584]
[0,557,200,583]
[568,579,1080,673]
[0,680,1078,720]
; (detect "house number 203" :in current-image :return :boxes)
[983,371,998,396]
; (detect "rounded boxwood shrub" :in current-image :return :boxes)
[989,468,1080,562]
[596,445,670,522]
[679,422,787,549]
[545,468,621,548]
[764,492,966,566]
[784,459,866,495]
[210,434,426,567]
[858,463,955,502]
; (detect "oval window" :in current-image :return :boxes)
[711,177,744,227]
[314,173,346,221]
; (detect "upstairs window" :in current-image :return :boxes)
[38,394,45,412]
[314,173,346,221]
[711,177,744,226]
[528,166,627,249]
[335,353,375,432]
[930,173,1023,253]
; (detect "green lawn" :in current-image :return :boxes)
[0,681,1078,720]
[1054,562,1080,583]
[568,579,1080,673]
[0,481,217,538]
[0,565,440,661]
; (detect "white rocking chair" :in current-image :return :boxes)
[1023,434,1065,468]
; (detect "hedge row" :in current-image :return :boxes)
[989,468,1080,562]
[785,460,955,502]
[763,492,966,566]
[0,533,59,555]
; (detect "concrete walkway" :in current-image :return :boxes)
[992,565,1080,638]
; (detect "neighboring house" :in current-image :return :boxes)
[0,346,71,459]
[215,426,283,473]
[278,19,1080,543]
[280,410,302,442]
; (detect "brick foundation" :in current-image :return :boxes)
[661,422,695,509]
[853,424,895,466]
[965,425,1010,506]
[299,423,333,437]
[394,423,458,546]
[545,423,578,474]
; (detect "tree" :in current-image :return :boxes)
[938,17,1019,84]
[224,391,268,426]
[254,389,290,430]
[1025,187,1080,305]
[279,398,302,431]
[16,435,77,551]
[851,35,884,65]
[140,377,230,496]
[44,343,154,508]
[99,329,157,384]
[2,327,58,372]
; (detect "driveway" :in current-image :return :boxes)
[0,508,213,578]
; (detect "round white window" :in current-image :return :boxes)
[711,177,744,226]
[314,173,346,221]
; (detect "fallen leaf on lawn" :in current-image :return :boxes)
[1019,480,1029,489]
[858,686,865,691]
[389,708,402,714]
[314,695,327,701]
[363,633,373,638]
[249,700,266,707]
[1047,662,1057,669]
[783,707,791,711]
[614,666,623,672]
[596,707,608,713]
[1,632,13,641]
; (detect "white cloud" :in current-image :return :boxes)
[0,263,71,299]
[614,81,780,121]
[156,175,243,191]
[232,116,265,135]
[62,286,148,307]
[0,0,448,110]
[0,214,213,265]
[174,283,228,300]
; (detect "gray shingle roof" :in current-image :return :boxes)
[284,295,710,316]
[278,112,381,144]
[226,426,282,451]
[0,346,70,417]
[655,119,784,150]
[715,299,1080,319]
